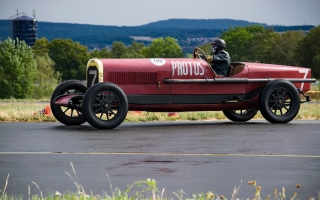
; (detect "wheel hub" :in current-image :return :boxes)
[99,99,110,111]
[275,96,285,108]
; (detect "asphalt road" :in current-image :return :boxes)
[0,121,320,199]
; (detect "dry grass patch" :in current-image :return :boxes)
[0,102,56,122]
[0,100,319,122]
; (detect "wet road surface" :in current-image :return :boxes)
[0,121,320,199]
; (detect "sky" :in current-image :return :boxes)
[0,0,320,27]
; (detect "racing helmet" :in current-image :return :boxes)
[211,38,226,49]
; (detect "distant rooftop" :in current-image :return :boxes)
[12,15,35,21]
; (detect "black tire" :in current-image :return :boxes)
[82,82,128,129]
[50,80,87,125]
[223,110,258,122]
[259,80,300,123]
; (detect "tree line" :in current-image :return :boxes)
[0,36,182,99]
[0,25,319,99]
[199,25,320,78]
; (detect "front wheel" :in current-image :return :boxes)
[82,82,128,129]
[259,80,300,123]
[223,110,258,122]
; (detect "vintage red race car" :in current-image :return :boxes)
[50,47,316,129]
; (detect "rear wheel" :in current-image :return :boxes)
[82,82,128,129]
[259,80,300,123]
[50,80,87,125]
[223,110,258,122]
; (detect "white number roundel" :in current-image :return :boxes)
[150,58,166,66]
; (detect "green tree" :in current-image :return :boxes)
[221,25,267,61]
[90,41,145,59]
[32,54,60,99]
[48,39,89,80]
[0,38,37,98]
[295,26,320,78]
[249,29,278,63]
[99,48,112,58]
[32,37,50,57]
[269,31,305,66]
[140,37,183,58]
[249,29,303,64]
[121,41,145,58]
[111,41,127,58]
[88,49,100,58]
[89,48,111,59]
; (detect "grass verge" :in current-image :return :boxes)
[0,101,319,122]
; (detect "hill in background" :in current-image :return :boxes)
[0,18,315,52]
[140,18,267,29]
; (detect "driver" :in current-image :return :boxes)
[202,38,231,76]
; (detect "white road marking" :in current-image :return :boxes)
[1,152,320,158]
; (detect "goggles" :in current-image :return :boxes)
[212,46,218,53]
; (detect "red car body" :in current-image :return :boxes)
[86,58,312,111]
[51,52,316,129]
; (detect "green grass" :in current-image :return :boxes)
[0,100,319,122]
[0,102,55,122]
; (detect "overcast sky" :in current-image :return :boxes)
[0,0,319,26]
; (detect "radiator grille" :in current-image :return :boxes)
[107,71,157,84]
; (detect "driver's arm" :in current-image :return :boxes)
[199,54,213,62]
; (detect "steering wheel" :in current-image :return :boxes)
[193,47,208,61]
